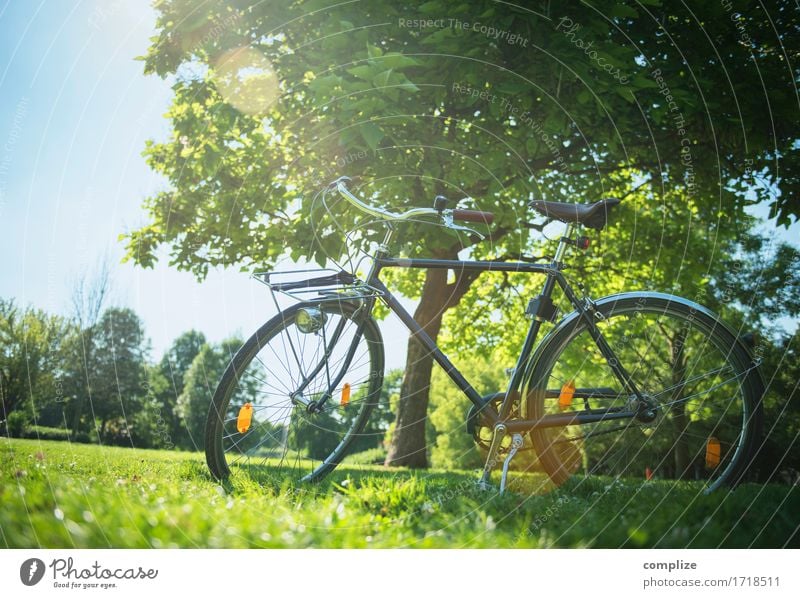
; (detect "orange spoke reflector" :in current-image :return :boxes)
[705,436,721,469]
[237,403,253,434]
[341,383,351,407]
[558,380,575,411]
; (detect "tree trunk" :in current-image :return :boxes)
[384,268,449,467]
[0,376,9,420]
[384,252,483,468]
[70,330,92,434]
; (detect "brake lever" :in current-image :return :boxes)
[330,175,352,188]
[442,210,485,241]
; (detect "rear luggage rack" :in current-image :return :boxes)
[253,268,383,303]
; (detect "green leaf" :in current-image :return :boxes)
[609,5,639,18]
[419,1,441,13]
[347,65,374,81]
[378,53,419,70]
[615,87,636,103]
[373,68,394,88]
[359,122,383,150]
[630,75,659,89]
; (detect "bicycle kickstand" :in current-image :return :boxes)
[477,424,524,494]
[477,424,506,491]
[500,434,524,494]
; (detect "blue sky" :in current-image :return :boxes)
[0,0,338,362]
[0,1,796,366]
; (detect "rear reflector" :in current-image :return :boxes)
[341,383,351,407]
[237,403,253,434]
[705,436,721,469]
[558,380,575,410]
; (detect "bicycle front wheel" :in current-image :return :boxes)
[526,294,763,493]
[205,300,384,484]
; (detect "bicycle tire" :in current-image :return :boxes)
[205,300,384,484]
[525,293,763,492]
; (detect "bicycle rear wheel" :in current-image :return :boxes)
[205,300,384,484]
[526,294,763,492]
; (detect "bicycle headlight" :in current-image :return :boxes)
[296,307,324,334]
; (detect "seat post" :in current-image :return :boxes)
[553,223,574,262]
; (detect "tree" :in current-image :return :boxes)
[87,308,150,443]
[0,299,70,432]
[176,338,242,449]
[156,330,206,443]
[753,328,800,482]
[126,0,800,467]
[66,259,111,434]
[129,364,177,449]
[344,367,402,455]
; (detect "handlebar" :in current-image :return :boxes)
[334,177,438,221]
[332,176,495,229]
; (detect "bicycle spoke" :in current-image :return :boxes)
[659,368,750,408]
[529,298,758,492]
[207,302,382,485]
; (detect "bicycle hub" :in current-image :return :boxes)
[635,394,659,423]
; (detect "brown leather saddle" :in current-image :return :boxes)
[529,198,621,230]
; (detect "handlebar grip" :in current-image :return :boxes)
[452,209,495,225]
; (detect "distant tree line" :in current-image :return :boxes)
[0,297,226,450]
[0,288,398,457]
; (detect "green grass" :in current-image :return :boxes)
[1,438,797,548]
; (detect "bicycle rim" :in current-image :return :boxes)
[205,300,384,485]
[527,296,761,492]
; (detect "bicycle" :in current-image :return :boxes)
[204,176,764,494]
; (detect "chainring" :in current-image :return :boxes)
[467,392,531,453]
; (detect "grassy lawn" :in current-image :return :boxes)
[1,438,797,548]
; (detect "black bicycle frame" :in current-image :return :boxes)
[364,255,646,433]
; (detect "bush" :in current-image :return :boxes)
[342,447,387,465]
[20,426,89,444]
[20,425,90,443]
[4,410,31,437]
[26,425,70,440]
